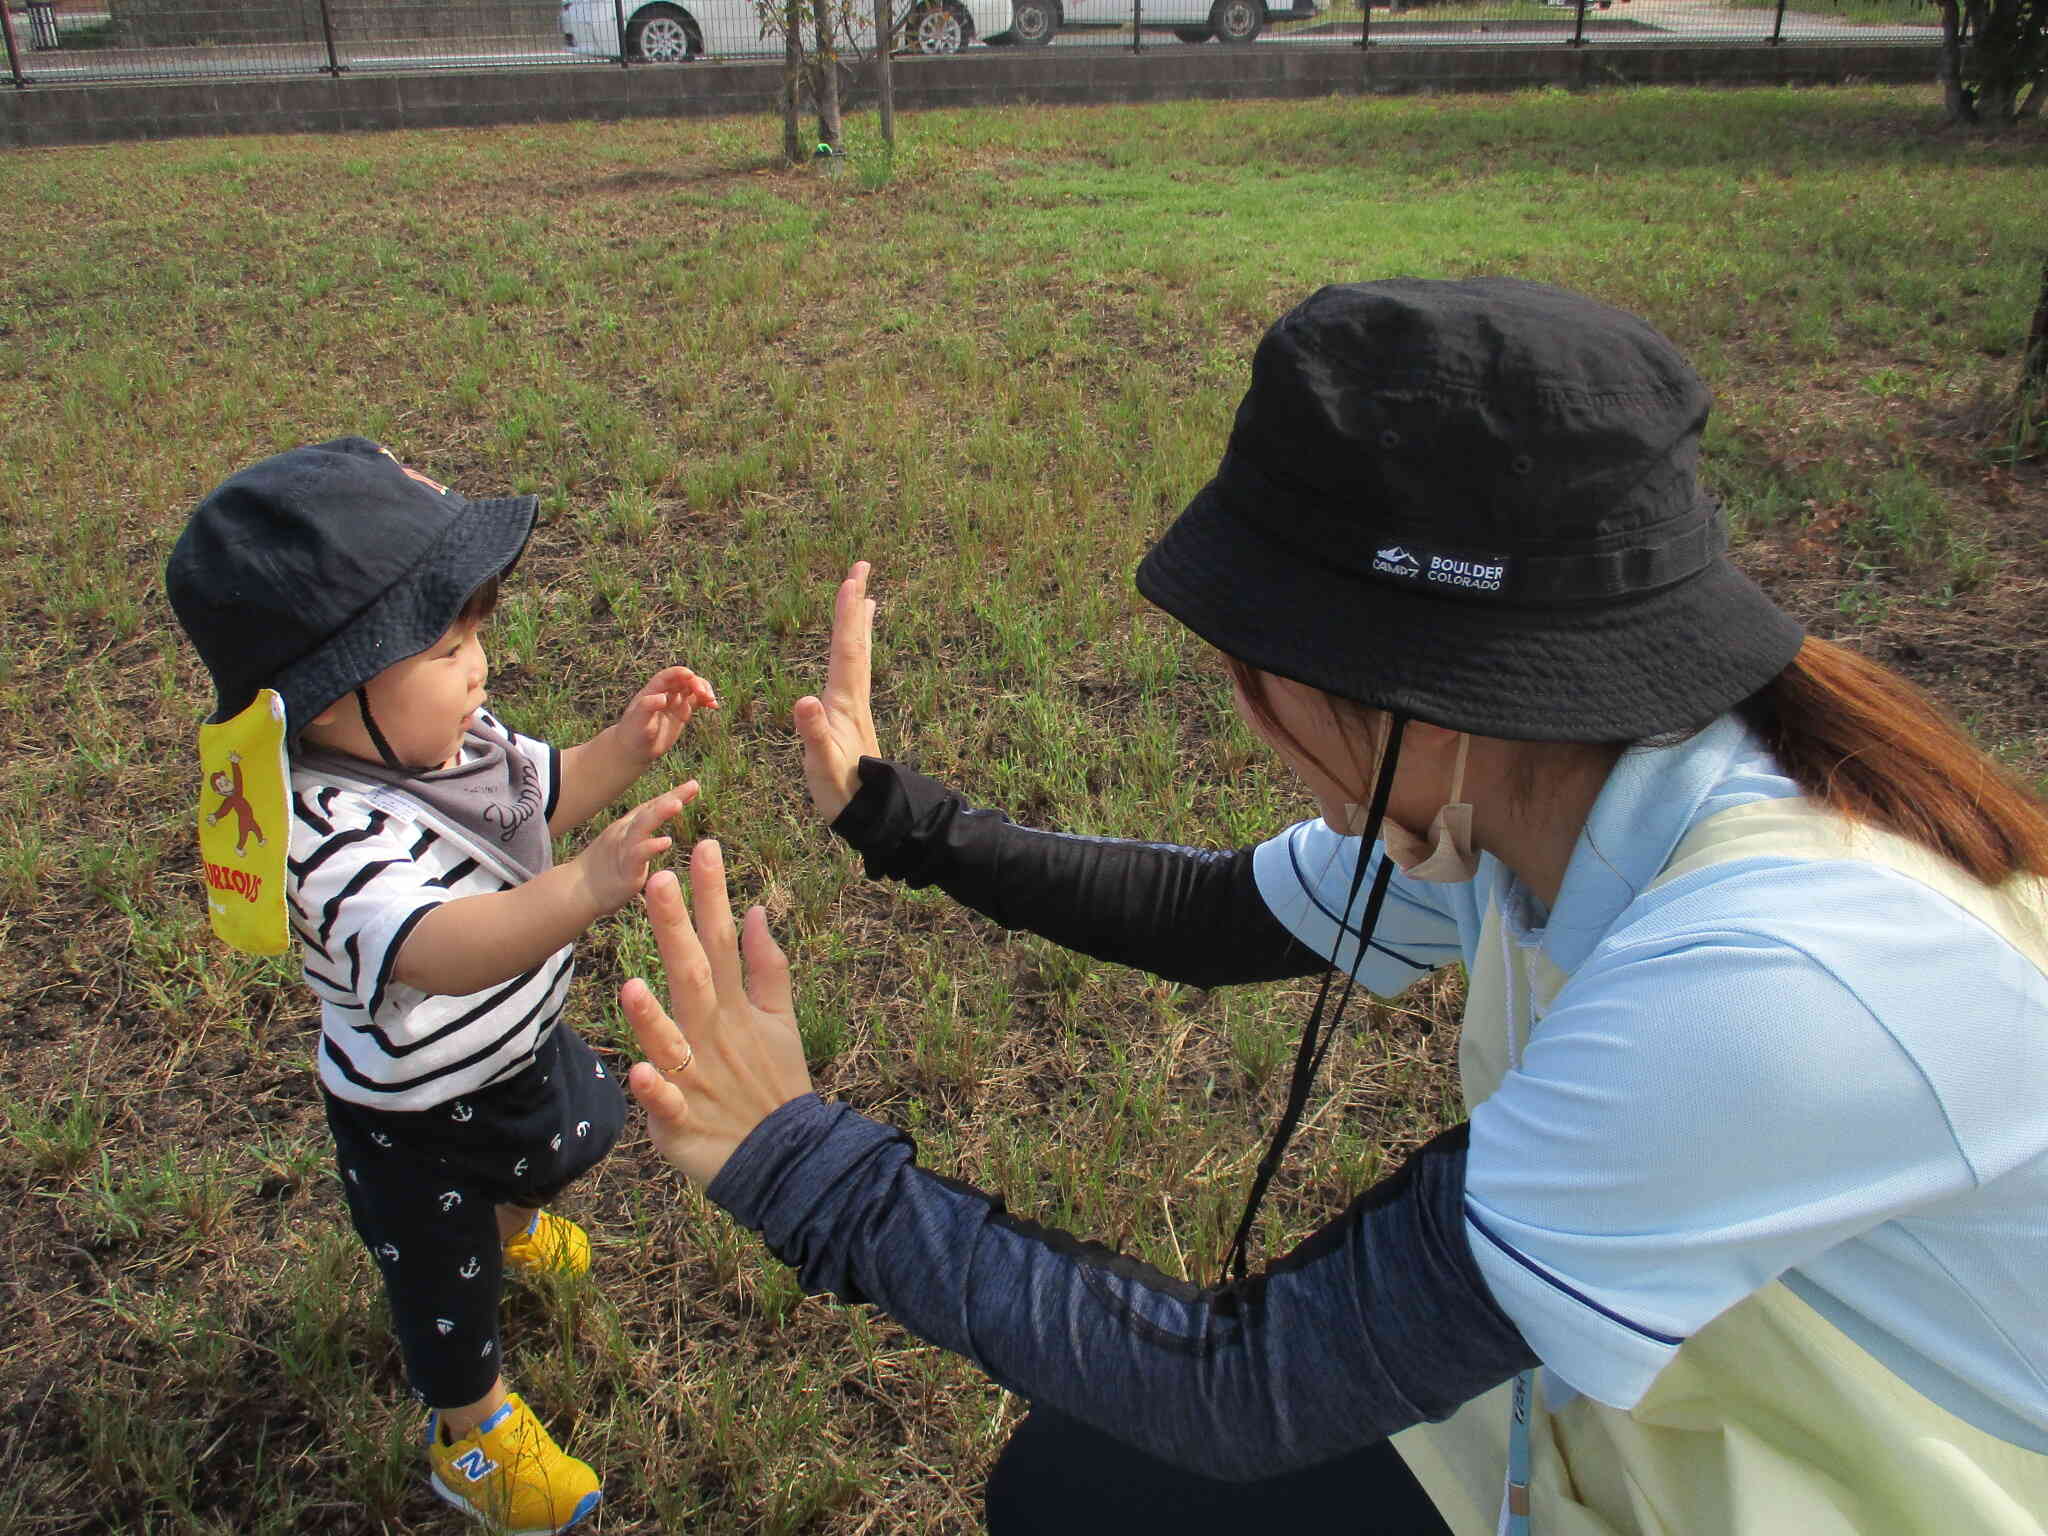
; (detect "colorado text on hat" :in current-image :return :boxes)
[1372,545,1511,594]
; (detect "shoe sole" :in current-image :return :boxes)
[429,1473,601,1535]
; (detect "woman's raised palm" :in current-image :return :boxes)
[792,561,880,824]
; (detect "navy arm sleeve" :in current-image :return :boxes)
[831,757,1327,988]
[708,1095,1537,1481]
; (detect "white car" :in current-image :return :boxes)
[1053,0,1313,42]
[563,0,1017,58]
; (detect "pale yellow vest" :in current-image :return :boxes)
[1391,800,2048,1535]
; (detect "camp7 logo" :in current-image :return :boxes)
[1372,546,1421,578]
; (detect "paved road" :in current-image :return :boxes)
[4,0,1935,84]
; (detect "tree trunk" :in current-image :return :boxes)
[1937,0,1975,122]
[812,0,843,153]
[874,0,896,147]
[2023,259,2048,395]
[782,0,805,164]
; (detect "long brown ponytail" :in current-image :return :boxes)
[1736,637,2048,886]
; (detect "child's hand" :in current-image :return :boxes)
[618,667,719,765]
[572,782,699,916]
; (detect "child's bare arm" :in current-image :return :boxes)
[394,783,697,996]
[551,666,718,836]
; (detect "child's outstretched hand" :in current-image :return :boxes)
[620,667,719,763]
[572,782,700,916]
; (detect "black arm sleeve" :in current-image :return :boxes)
[830,757,1328,988]
[709,1096,1539,1482]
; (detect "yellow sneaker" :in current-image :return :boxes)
[502,1210,590,1279]
[426,1393,601,1534]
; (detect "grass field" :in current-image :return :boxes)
[1,84,2043,1534]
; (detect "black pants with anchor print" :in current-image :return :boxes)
[323,1024,625,1409]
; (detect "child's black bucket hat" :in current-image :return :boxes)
[1136,277,1803,743]
[166,437,537,736]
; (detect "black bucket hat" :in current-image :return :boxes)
[166,437,537,736]
[1136,277,1803,743]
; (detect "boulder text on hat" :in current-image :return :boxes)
[1371,542,1511,596]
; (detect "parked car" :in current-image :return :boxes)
[1053,0,1311,42]
[563,0,1016,58]
[985,0,1057,42]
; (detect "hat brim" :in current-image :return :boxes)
[1136,479,1803,744]
[271,493,538,735]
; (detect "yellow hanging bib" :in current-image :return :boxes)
[195,689,290,955]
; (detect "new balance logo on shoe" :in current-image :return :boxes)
[452,1447,499,1483]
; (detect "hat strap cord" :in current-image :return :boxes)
[1220,713,1408,1287]
[355,687,411,773]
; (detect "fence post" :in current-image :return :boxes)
[316,0,344,75]
[2,0,28,86]
[1131,0,1141,52]
[614,0,631,63]
[1570,0,1588,45]
[1357,0,1369,47]
[1769,0,1786,43]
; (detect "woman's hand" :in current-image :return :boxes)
[621,840,814,1188]
[793,561,880,824]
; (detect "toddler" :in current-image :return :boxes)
[167,437,715,1534]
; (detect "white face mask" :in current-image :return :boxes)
[1345,732,1478,884]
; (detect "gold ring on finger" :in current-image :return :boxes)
[654,1043,694,1078]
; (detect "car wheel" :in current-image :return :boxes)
[1173,24,1213,38]
[905,0,971,50]
[989,0,1057,43]
[1208,0,1260,41]
[626,3,698,60]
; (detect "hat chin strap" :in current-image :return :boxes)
[1219,712,1408,1290]
[355,687,414,773]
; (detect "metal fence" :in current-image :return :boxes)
[0,0,1942,89]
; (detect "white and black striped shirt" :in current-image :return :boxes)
[287,714,568,1110]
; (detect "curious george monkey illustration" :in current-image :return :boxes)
[206,751,266,856]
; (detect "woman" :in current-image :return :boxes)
[620,279,2048,1535]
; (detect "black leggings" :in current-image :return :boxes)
[323,1025,624,1408]
[985,1406,1453,1535]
